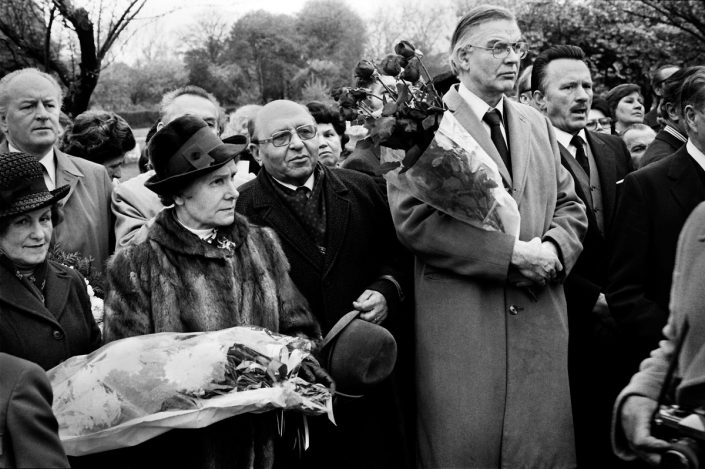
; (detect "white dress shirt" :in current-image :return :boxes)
[457,83,508,145]
[687,139,705,173]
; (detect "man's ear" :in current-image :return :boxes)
[250,143,262,165]
[664,102,680,124]
[532,90,547,112]
[156,121,165,132]
[682,105,696,135]
[0,112,8,134]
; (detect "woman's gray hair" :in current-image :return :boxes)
[0,68,63,115]
[449,5,516,75]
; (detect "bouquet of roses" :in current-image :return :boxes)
[333,41,519,236]
[48,326,332,456]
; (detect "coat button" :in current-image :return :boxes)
[52,330,65,340]
[508,305,523,315]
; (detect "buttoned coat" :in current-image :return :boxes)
[0,353,70,468]
[0,259,102,371]
[558,131,632,467]
[607,145,705,380]
[0,142,115,272]
[388,85,587,469]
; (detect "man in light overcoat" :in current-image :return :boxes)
[387,5,587,468]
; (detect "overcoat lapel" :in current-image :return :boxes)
[250,172,324,271]
[443,86,513,188]
[503,100,531,202]
[586,132,618,228]
[669,148,705,215]
[0,267,60,326]
[43,265,71,321]
[321,170,350,277]
[54,149,84,203]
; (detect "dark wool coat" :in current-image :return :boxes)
[0,353,70,468]
[0,259,102,371]
[97,208,320,469]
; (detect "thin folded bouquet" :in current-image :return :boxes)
[48,326,332,456]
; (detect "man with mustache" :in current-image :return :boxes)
[531,44,633,468]
[387,5,587,468]
[0,68,114,271]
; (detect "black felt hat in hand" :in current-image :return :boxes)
[145,115,248,195]
[0,152,69,219]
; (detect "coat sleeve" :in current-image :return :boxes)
[606,174,668,362]
[5,359,71,468]
[111,181,154,249]
[103,246,154,343]
[540,118,588,275]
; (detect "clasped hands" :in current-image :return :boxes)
[510,237,563,288]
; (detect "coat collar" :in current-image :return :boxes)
[0,260,65,326]
[148,208,250,259]
[668,146,705,213]
[54,148,85,203]
[443,85,531,200]
[249,165,351,275]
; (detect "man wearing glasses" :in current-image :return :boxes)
[387,5,586,469]
[530,44,632,468]
[236,99,410,469]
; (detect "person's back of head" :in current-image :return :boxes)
[60,110,136,164]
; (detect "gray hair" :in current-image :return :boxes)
[0,68,63,115]
[449,5,516,75]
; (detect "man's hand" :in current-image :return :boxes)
[621,395,671,465]
[510,238,563,286]
[354,290,388,324]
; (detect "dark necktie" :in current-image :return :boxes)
[483,109,511,175]
[295,186,310,202]
[571,135,590,176]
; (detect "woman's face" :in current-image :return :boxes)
[615,91,645,126]
[174,160,239,230]
[317,123,342,167]
[104,155,125,180]
[0,207,52,269]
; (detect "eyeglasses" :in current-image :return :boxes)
[464,41,529,59]
[585,117,612,130]
[255,124,317,147]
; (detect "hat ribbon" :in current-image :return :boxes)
[0,177,48,209]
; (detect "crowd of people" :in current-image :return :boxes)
[1,3,705,469]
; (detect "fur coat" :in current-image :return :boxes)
[97,208,320,469]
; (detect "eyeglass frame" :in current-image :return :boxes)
[462,41,529,59]
[253,124,318,147]
[585,117,612,130]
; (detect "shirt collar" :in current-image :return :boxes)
[9,142,55,189]
[552,126,588,157]
[457,83,505,123]
[687,139,705,173]
[173,213,218,241]
[270,170,315,192]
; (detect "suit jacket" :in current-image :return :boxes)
[236,165,409,334]
[0,142,114,272]
[0,353,70,468]
[0,259,102,370]
[607,145,705,378]
[612,202,705,461]
[640,126,685,168]
[388,85,587,468]
[560,131,632,321]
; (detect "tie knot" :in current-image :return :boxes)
[571,134,585,149]
[483,109,503,127]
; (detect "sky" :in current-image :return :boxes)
[110,0,452,64]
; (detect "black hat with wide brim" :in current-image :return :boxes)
[0,152,70,219]
[145,115,248,195]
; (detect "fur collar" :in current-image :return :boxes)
[148,208,251,258]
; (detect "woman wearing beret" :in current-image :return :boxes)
[0,152,101,371]
[97,115,327,469]
[605,83,645,135]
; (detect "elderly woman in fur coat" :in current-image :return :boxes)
[81,115,328,469]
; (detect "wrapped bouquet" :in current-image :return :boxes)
[48,326,332,456]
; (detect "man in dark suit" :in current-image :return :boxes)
[0,353,70,468]
[531,44,633,468]
[641,66,705,168]
[236,99,410,469]
[607,69,705,392]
